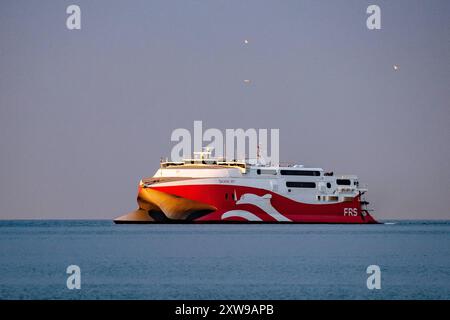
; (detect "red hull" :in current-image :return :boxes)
[145,184,377,224]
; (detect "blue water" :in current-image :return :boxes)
[0,220,449,300]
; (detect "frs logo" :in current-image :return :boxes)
[344,208,358,216]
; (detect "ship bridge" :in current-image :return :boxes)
[160,150,247,173]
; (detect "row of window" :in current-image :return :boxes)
[280,170,321,176]
[286,182,338,189]
[256,169,322,176]
[254,168,355,189]
[256,169,356,186]
[286,181,316,188]
[225,180,354,195]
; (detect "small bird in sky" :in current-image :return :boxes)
[244,39,249,44]
[393,64,399,71]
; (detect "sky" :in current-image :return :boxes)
[0,0,449,220]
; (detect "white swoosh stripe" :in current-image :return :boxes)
[221,210,262,221]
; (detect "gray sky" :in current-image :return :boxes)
[1,0,449,220]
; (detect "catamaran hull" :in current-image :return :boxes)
[114,185,378,224]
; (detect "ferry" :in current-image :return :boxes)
[114,150,377,224]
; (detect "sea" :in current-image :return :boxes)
[0,220,449,300]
